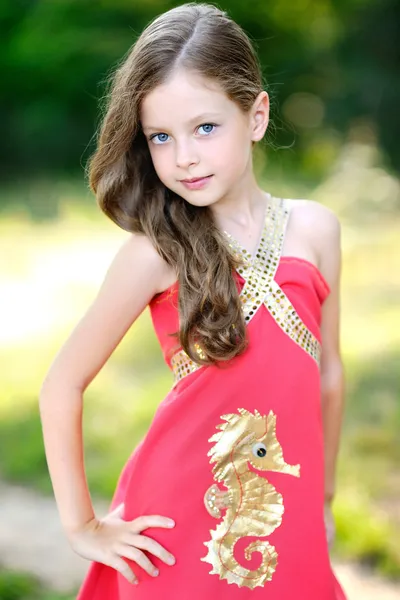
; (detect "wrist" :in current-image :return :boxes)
[64,512,97,539]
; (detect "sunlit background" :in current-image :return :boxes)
[0,1,399,598]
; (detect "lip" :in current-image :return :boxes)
[181,176,207,183]
[180,175,213,190]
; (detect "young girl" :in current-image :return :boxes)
[39,3,347,599]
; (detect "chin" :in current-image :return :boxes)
[182,199,217,210]
[169,187,217,206]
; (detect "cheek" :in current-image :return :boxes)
[148,147,172,181]
[213,134,249,173]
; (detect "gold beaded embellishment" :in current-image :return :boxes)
[170,343,206,383]
[170,196,321,387]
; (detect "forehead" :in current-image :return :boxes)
[140,70,236,128]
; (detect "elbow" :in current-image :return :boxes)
[39,370,58,403]
[38,374,84,409]
[38,378,57,412]
[320,358,345,393]
[39,376,50,404]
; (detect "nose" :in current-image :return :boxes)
[175,139,199,169]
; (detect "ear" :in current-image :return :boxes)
[250,91,269,142]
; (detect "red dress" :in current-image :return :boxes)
[77,196,347,599]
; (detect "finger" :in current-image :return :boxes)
[118,544,159,578]
[130,515,175,533]
[110,555,138,585]
[126,533,175,565]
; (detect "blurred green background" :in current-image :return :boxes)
[1,0,399,597]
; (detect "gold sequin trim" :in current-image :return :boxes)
[266,280,320,362]
[170,343,205,382]
[169,197,321,387]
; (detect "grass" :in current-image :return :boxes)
[1,165,399,581]
[0,570,74,600]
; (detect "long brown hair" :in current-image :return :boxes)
[87,2,268,367]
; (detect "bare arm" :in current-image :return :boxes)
[318,207,345,505]
[39,233,168,537]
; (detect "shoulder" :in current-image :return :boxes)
[117,232,174,295]
[285,198,341,250]
[285,198,341,286]
[39,232,172,394]
[115,232,162,278]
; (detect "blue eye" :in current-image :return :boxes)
[150,133,170,145]
[198,123,216,135]
[149,123,217,144]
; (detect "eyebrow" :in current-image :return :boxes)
[141,113,222,133]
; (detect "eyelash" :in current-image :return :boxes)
[149,123,218,145]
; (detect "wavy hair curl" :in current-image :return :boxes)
[87,2,268,366]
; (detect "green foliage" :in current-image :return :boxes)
[334,490,400,578]
[0,571,40,600]
[0,570,74,600]
[0,399,50,491]
[1,0,399,177]
[0,329,172,497]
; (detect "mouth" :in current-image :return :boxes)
[179,174,214,191]
[180,175,212,183]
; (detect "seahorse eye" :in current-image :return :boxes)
[252,442,267,458]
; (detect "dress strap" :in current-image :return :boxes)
[170,196,321,389]
[231,196,290,324]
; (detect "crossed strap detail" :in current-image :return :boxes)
[170,196,321,388]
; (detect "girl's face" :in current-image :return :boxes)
[140,69,268,209]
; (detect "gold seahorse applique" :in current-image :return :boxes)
[200,408,300,589]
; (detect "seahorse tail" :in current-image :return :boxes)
[244,539,278,580]
[219,532,278,588]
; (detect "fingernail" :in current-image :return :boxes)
[167,556,176,565]
[133,579,139,585]
[168,520,175,527]
[153,569,159,577]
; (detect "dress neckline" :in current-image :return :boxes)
[222,192,272,261]
[153,255,330,301]
[221,197,330,293]
[153,195,331,300]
